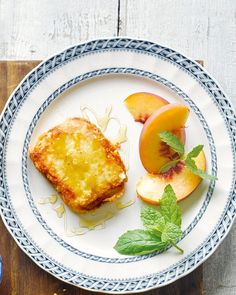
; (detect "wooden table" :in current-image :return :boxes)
[0,1,235,294]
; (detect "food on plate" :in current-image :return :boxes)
[137,151,206,205]
[124,92,169,123]
[114,92,218,256]
[114,184,183,255]
[137,129,217,205]
[115,123,217,256]
[30,118,127,213]
[139,104,189,174]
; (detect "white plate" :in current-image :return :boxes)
[0,38,235,293]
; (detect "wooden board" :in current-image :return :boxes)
[0,60,203,295]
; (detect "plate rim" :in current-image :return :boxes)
[0,37,235,293]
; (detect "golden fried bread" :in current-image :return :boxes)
[30,118,127,212]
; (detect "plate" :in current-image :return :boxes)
[0,38,235,293]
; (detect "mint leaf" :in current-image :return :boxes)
[185,158,217,180]
[159,159,180,173]
[114,230,167,255]
[141,206,165,232]
[159,131,184,156]
[160,185,182,227]
[158,132,217,182]
[185,145,217,180]
[186,145,203,159]
[161,222,182,243]
[114,185,184,256]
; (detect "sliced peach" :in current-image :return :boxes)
[124,92,186,154]
[137,151,206,205]
[124,92,169,123]
[139,104,189,174]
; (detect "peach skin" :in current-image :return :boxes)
[137,151,206,205]
[139,104,190,174]
[124,92,169,123]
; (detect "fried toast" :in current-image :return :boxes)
[30,118,127,212]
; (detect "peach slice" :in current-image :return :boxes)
[137,151,206,205]
[124,92,169,123]
[139,104,189,174]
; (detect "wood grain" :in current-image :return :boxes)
[0,0,118,59]
[0,60,203,294]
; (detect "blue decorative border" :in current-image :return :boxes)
[0,38,235,293]
[21,67,217,263]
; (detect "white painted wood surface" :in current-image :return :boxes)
[0,0,118,59]
[0,0,235,294]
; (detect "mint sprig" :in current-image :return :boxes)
[186,145,203,158]
[141,206,165,232]
[160,184,182,227]
[185,157,217,180]
[185,145,217,180]
[114,230,167,255]
[114,185,183,255]
[161,223,182,244]
[159,131,184,157]
[159,131,217,180]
